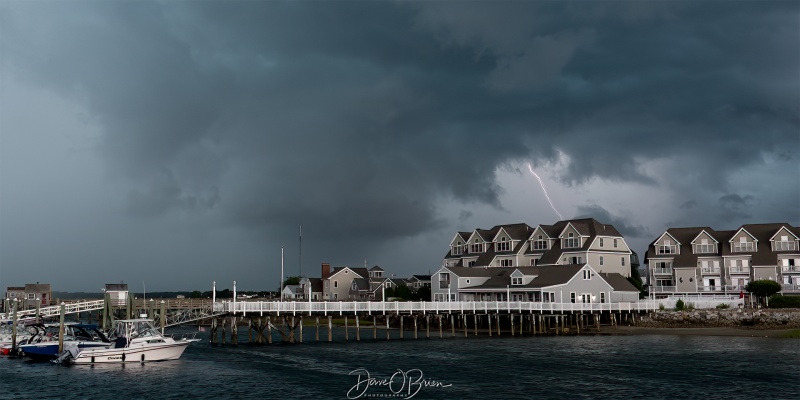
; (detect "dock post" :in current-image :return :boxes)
[299,316,303,343]
[413,315,418,339]
[474,314,478,336]
[438,315,443,338]
[496,313,501,336]
[385,316,390,340]
[327,315,332,342]
[511,314,515,337]
[221,318,227,345]
[11,300,19,352]
[450,314,455,338]
[595,313,600,332]
[355,315,360,342]
[35,299,41,323]
[211,316,218,345]
[315,316,320,342]
[267,316,272,344]
[488,314,492,337]
[58,302,65,353]
[373,315,377,340]
[400,316,404,340]
[463,315,467,338]
[232,317,238,346]
[426,315,430,338]
[248,319,253,344]
[160,300,166,335]
[344,316,349,342]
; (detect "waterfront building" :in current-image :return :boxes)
[3,283,52,307]
[645,223,800,297]
[104,283,129,306]
[443,218,635,277]
[430,264,639,302]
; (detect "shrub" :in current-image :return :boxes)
[716,303,730,309]
[686,302,695,310]
[675,299,685,311]
[767,295,800,308]
[658,303,665,311]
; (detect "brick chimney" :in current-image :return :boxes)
[321,263,331,279]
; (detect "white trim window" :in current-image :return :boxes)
[599,238,604,247]
[621,257,626,267]
[733,236,755,252]
[614,239,618,248]
[570,292,576,303]
[583,270,591,280]
[500,259,513,267]
[600,292,606,303]
[599,256,604,266]
[658,240,677,254]
[496,237,511,252]
[773,236,796,251]
[512,277,523,285]
[470,239,484,253]
[334,281,338,288]
[533,235,548,250]
[564,232,579,249]
[530,258,538,266]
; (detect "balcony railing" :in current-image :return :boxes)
[693,244,716,254]
[532,241,548,250]
[774,241,797,251]
[697,285,723,292]
[782,284,800,292]
[728,266,750,274]
[782,266,800,273]
[701,267,721,275]
[439,281,450,289]
[653,268,673,275]
[650,286,676,293]
[563,239,580,248]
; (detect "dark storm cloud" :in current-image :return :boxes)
[717,194,756,221]
[1,0,798,287]
[680,201,697,210]
[575,205,650,239]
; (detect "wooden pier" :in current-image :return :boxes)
[206,300,652,345]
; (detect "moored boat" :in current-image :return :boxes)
[20,323,111,362]
[57,319,199,364]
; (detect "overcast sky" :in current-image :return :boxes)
[1,1,798,292]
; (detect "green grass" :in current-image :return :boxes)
[780,329,800,339]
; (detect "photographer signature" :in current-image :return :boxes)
[347,368,452,399]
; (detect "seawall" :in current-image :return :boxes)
[637,309,800,329]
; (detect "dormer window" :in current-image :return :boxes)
[470,239,483,253]
[583,270,591,280]
[496,236,511,252]
[774,236,797,251]
[733,236,755,252]
[500,259,513,267]
[694,239,715,254]
[564,232,579,248]
[533,235,548,250]
[658,239,677,254]
[600,238,604,247]
[511,277,523,285]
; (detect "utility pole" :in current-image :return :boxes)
[280,246,284,302]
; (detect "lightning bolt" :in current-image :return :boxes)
[527,163,564,221]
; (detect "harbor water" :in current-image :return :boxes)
[1,328,798,399]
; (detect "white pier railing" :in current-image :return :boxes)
[0,299,105,321]
[220,300,666,316]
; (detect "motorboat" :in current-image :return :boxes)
[57,319,199,364]
[19,323,111,361]
[1,322,39,356]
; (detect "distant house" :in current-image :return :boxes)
[409,275,431,290]
[299,277,323,300]
[4,284,51,307]
[104,283,129,307]
[282,285,301,300]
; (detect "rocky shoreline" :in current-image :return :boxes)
[634,308,800,330]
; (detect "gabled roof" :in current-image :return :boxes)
[491,223,533,242]
[729,227,758,242]
[369,266,384,272]
[449,232,471,246]
[690,229,720,244]
[105,283,128,291]
[25,283,51,292]
[768,224,800,241]
[599,273,640,292]
[411,275,431,281]
[349,278,370,291]
[329,266,368,280]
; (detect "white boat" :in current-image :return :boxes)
[57,319,199,364]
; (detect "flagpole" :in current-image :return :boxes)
[281,246,284,302]
[299,225,302,278]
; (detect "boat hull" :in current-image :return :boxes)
[21,342,111,362]
[68,339,198,364]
